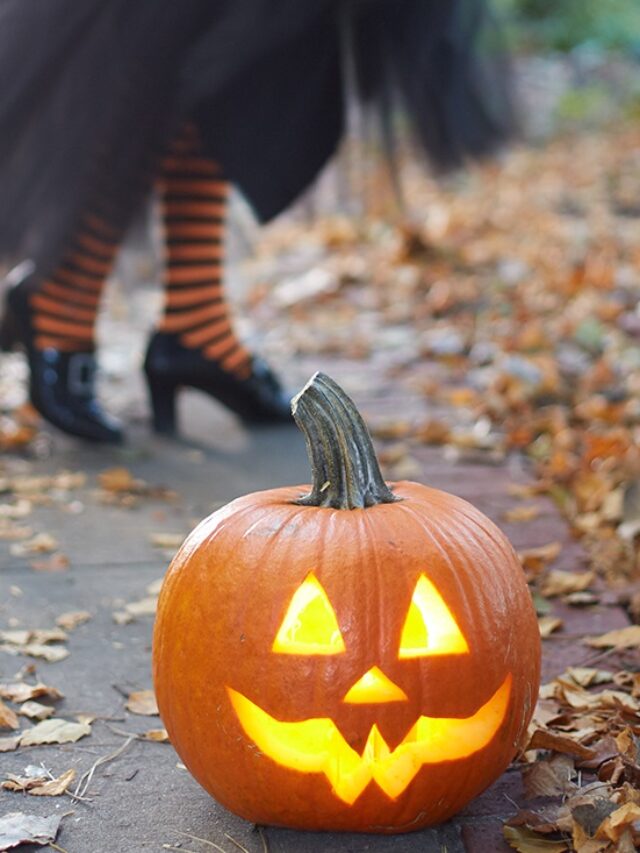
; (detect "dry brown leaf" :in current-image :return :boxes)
[598,802,640,841]
[3,768,76,797]
[9,533,58,557]
[572,799,618,845]
[0,499,32,519]
[0,811,62,849]
[20,718,91,746]
[126,689,159,716]
[0,523,33,542]
[541,570,595,598]
[565,668,614,688]
[503,825,569,852]
[519,542,562,575]
[0,735,21,753]
[0,629,67,646]
[504,505,542,523]
[0,682,63,704]
[112,596,157,624]
[18,701,54,721]
[539,616,563,638]
[0,698,19,730]
[98,467,138,493]
[585,625,640,650]
[0,643,69,663]
[141,728,169,742]
[55,610,91,630]
[565,591,599,607]
[527,729,596,759]
[370,420,412,440]
[414,419,451,445]
[29,553,69,573]
[554,676,639,712]
[522,755,577,798]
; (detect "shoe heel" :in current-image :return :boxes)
[148,377,178,435]
[0,304,19,352]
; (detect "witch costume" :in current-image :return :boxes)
[0,0,514,442]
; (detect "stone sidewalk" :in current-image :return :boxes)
[0,350,632,853]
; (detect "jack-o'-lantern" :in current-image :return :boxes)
[153,373,540,833]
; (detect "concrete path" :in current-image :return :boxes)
[0,354,631,853]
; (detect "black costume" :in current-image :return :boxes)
[0,0,514,443]
[0,0,514,274]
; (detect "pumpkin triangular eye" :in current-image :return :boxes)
[398,574,469,658]
[272,574,346,655]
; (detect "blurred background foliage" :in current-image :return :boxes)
[498,0,640,54]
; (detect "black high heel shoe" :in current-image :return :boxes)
[1,277,124,444]
[144,331,292,435]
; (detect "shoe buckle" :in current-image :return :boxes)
[67,354,96,397]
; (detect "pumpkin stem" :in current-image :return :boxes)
[292,372,399,509]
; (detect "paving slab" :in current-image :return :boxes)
[0,298,627,853]
[0,358,631,853]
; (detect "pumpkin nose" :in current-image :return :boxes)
[343,666,408,704]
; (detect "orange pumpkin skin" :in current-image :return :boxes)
[153,479,540,834]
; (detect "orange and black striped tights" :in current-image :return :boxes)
[29,124,252,380]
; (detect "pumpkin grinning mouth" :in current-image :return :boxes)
[227,674,512,804]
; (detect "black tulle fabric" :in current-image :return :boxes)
[0,0,515,276]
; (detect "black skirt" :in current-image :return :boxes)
[0,0,514,275]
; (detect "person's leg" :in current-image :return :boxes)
[157,124,252,378]
[30,213,119,352]
[1,211,124,443]
[144,123,291,435]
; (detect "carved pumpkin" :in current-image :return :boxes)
[153,373,540,833]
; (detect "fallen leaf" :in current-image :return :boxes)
[126,690,158,716]
[113,596,157,624]
[0,500,32,519]
[0,736,21,753]
[0,682,63,704]
[527,729,596,759]
[0,700,19,731]
[503,825,569,852]
[0,629,67,646]
[20,718,91,746]
[55,610,91,630]
[3,768,76,797]
[565,668,614,688]
[519,542,562,575]
[141,728,169,742]
[0,524,33,542]
[413,419,451,445]
[126,597,158,617]
[17,702,54,721]
[541,570,595,598]
[98,467,138,493]
[9,533,58,557]
[504,505,542,522]
[572,799,618,839]
[539,616,563,638]
[599,802,640,842]
[0,644,69,663]
[0,811,62,849]
[29,554,69,573]
[585,625,640,650]
[522,755,577,798]
[565,591,599,607]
